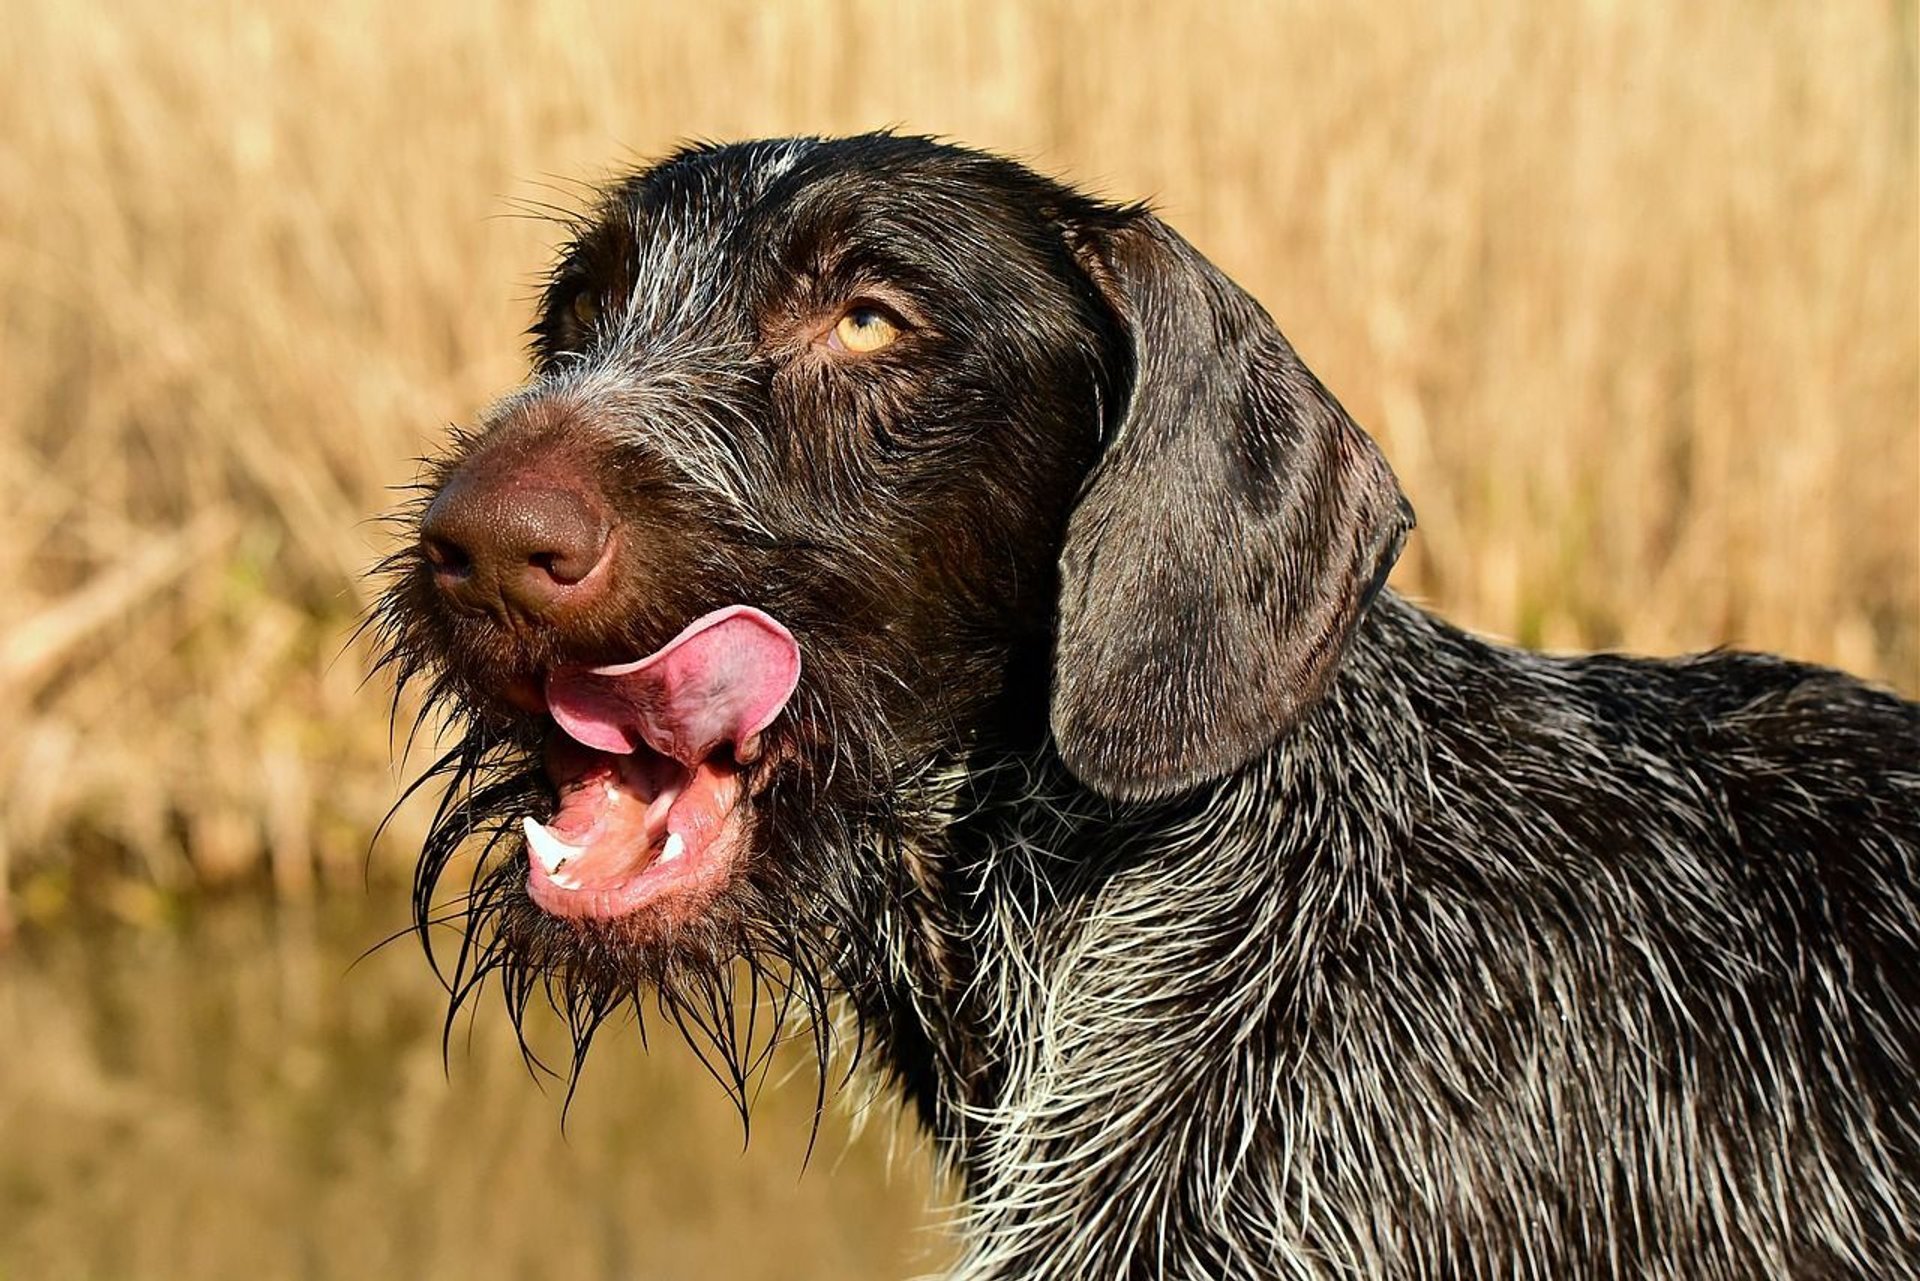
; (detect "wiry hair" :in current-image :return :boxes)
[367,543,925,1126]
[372,134,1920,1278]
[937,596,1920,1278]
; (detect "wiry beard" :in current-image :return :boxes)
[362,545,935,1138]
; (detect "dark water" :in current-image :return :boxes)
[0,898,953,1280]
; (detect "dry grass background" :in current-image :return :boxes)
[0,900,951,1279]
[1,0,1915,925]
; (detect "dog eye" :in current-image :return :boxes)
[828,305,901,354]
[571,291,599,329]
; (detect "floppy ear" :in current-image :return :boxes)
[1051,212,1414,801]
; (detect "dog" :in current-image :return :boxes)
[373,134,1920,1279]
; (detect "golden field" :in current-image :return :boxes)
[0,0,1914,918]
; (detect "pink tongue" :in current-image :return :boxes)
[546,606,801,763]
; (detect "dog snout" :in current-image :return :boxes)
[420,462,613,623]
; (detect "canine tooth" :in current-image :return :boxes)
[521,816,583,876]
[659,832,686,864]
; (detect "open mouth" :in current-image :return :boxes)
[520,606,801,921]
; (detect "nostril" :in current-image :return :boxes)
[417,464,613,620]
[421,535,472,578]
[528,546,600,587]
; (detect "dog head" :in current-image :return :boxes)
[373,133,1410,1066]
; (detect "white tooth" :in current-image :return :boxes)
[521,817,584,877]
[659,832,686,864]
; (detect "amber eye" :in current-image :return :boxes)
[829,305,901,354]
[570,291,599,329]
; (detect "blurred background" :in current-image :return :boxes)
[1,1,1913,1277]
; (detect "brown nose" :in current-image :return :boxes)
[420,471,612,623]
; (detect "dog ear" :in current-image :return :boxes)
[1051,212,1414,801]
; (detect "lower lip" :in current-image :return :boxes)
[524,810,740,920]
[524,751,746,921]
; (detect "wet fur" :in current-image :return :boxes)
[372,134,1920,1278]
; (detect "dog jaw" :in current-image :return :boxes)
[523,605,800,923]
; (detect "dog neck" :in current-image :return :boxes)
[864,591,1433,1187]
